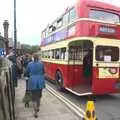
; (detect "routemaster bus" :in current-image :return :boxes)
[40,0,120,95]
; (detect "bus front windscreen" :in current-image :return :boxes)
[95,45,119,62]
[89,10,120,23]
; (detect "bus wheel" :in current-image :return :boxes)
[55,71,64,91]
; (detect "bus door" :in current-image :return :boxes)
[69,40,93,87]
[82,41,93,85]
[69,46,80,86]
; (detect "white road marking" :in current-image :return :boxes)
[46,84,86,119]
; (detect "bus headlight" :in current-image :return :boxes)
[109,68,117,74]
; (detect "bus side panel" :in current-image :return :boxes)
[43,61,68,85]
[44,61,58,80]
[92,67,120,94]
[76,20,120,39]
[43,61,85,87]
[67,65,85,87]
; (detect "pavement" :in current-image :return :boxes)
[15,79,80,120]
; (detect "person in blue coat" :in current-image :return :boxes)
[26,54,45,118]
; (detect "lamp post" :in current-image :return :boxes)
[12,0,17,119]
[14,0,17,58]
[3,20,9,55]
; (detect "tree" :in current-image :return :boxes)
[31,45,40,53]
[20,44,40,55]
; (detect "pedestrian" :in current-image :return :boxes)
[23,53,32,77]
[26,54,45,118]
[22,54,32,107]
[16,56,23,79]
[23,54,32,69]
[7,50,18,87]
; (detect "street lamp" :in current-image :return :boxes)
[14,0,17,58]
[3,20,9,55]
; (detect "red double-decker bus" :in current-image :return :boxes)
[40,0,120,95]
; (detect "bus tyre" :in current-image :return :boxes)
[55,71,64,91]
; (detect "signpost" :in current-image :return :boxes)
[0,48,5,57]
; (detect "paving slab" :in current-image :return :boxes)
[15,80,80,120]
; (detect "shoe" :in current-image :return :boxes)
[25,102,29,108]
[37,109,39,112]
[34,113,38,118]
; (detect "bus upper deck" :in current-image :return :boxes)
[41,0,120,46]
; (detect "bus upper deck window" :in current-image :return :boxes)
[63,13,69,25]
[52,26,56,31]
[69,8,76,23]
[89,10,120,23]
[48,25,53,33]
[57,17,63,28]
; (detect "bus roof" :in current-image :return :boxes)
[77,0,120,12]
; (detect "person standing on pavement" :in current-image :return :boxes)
[16,56,23,79]
[23,54,32,68]
[26,54,45,118]
[7,50,18,87]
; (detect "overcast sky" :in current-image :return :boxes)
[0,0,120,45]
